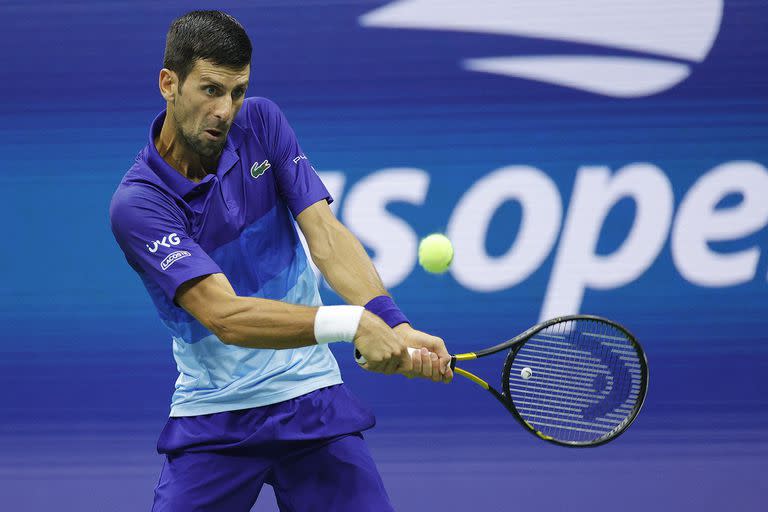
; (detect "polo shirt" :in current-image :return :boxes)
[109,97,342,417]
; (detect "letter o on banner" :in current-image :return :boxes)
[448,166,562,292]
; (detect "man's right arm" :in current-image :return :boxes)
[177,273,315,347]
[176,273,413,374]
[109,187,410,373]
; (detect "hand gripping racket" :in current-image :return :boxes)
[356,315,648,447]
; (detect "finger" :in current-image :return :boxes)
[418,335,449,358]
[386,345,409,375]
[442,366,454,383]
[366,349,392,374]
[432,343,451,374]
[437,355,451,376]
[398,346,413,374]
[419,347,432,378]
[411,346,423,375]
[382,351,399,375]
[430,351,441,382]
[418,337,450,375]
[434,338,450,360]
[366,360,385,373]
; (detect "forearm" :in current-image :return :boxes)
[177,273,323,349]
[212,296,318,349]
[308,219,388,306]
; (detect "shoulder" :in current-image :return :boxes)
[241,96,283,119]
[109,159,181,230]
[234,96,288,137]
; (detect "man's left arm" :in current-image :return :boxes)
[296,200,453,383]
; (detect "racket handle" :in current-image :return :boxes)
[354,346,420,365]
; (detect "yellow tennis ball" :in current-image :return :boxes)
[418,234,454,274]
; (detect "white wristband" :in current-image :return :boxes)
[314,306,365,344]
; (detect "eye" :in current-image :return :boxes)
[204,85,217,96]
[233,89,245,99]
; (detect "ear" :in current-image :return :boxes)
[159,69,178,102]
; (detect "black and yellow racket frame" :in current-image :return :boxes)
[449,314,649,448]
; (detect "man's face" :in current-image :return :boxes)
[171,59,250,158]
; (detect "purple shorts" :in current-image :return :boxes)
[151,384,394,512]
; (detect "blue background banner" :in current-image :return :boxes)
[1,1,766,510]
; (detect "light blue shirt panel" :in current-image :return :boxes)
[169,262,343,417]
[146,204,306,343]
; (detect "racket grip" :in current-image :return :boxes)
[354,346,420,365]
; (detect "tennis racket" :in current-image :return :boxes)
[356,315,648,447]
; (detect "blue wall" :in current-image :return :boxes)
[1,1,766,510]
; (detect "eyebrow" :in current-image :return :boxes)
[200,77,249,90]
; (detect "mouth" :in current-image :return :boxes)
[203,128,224,140]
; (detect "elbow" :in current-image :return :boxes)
[309,240,333,268]
[207,299,244,346]
[307,222,342,266]
[211,317,244,346]
[213,325,240,346]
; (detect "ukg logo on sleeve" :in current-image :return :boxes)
[146,233,181,253]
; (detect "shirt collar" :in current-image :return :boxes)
[145,110,245,199]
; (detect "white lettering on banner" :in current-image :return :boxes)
[447,166,562,291]
[318,160,766,317]
[342,169,429,286]
[541,163,674,320]
[672,161,768,286]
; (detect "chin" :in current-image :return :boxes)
[195,140,224,158]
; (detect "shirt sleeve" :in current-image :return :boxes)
[255,98,333,217]
[109,186,223,302]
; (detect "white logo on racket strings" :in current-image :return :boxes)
[514,335,637,423]
[146,233,181,253]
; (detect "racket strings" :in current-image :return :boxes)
[508,319,644,444]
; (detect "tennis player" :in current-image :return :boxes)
[109,10,453,512]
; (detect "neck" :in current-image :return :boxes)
[155,110,217,182]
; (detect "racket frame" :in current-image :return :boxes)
[450,314,649,448]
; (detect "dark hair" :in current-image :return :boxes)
[163,10,252,85]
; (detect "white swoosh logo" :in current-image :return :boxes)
[360,0,723,97]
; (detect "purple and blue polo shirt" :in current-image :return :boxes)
[109,97,343,417]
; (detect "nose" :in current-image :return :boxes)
[212,95,233,122]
